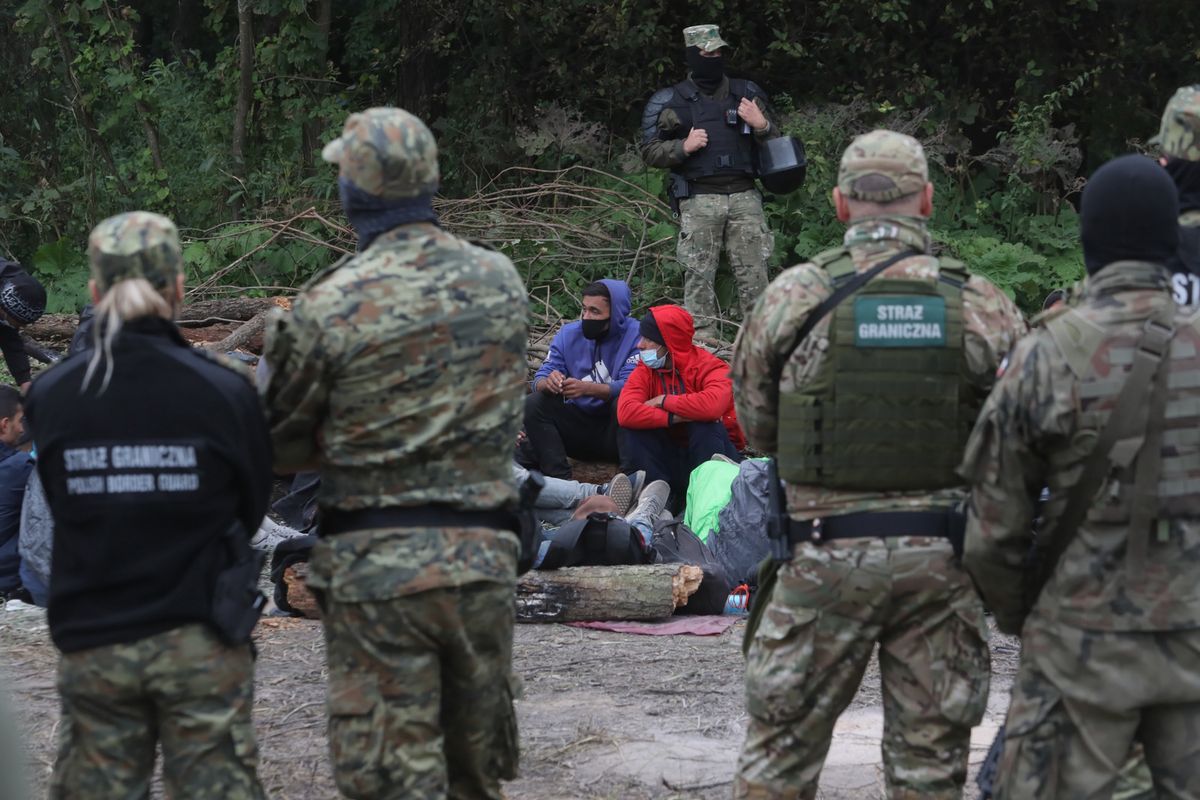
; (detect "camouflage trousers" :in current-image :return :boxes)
[994,618,1200,800]
[50,623,263,800]
[321,582,518,800]
[677,189,772,333]
[735,536,990,800]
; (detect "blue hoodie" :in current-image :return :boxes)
[533,278,641,415]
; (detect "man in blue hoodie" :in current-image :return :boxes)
[525,279,641,479]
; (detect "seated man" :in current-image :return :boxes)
[617,304,745,508]
[525,279,641,478]
[0,386,35,601]
[513,463,645,528]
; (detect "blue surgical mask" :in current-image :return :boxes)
[639,347,666,369]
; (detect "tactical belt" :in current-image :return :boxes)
[785,509,958,545]
[322,505,516,536]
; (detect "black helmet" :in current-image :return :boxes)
[756,136,807,194]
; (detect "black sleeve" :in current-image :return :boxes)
[0,325,31,385]
[230,384,274,538]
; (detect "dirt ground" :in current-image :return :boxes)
[1,601,1019,799]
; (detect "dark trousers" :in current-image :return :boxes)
[619,421,741,512]
[523,392,623,479]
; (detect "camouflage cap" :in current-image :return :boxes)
[1153,85,1200,161]
[87,211,182,291]
[838,129,929,203]
[321,107,440,199]
[682,25,730,53]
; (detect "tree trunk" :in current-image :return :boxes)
[231,0,255,219]
[300,0,334,173]
[516,564,704,623]
[43,2,130,197]
[201,310,268,352]
[25,297,292,344]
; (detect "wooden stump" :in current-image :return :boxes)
[516,564,704,623]
[282,561,322,619]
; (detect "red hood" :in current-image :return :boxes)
[648,305,698,371]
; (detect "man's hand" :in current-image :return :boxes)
[682,127,709,155]
[562,378,595,400]
[18,382,30,394]
[540,370,565,394]
[737,98,768,132]
[645,394,667,409]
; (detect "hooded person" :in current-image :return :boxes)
[0,259,47,391]
[524,279,641,479]
[1153,85,1200,304]
[617,304,744,508]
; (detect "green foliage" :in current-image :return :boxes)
[30,239,90,314]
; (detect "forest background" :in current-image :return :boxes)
[1,0,1197,320]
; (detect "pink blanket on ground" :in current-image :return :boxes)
[566,615,739,636]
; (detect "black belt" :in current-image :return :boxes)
[787,509,960,545]
[322,505,516,536]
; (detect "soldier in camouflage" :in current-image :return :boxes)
[28,211,271,800]
[731,130,1026,799]
[641,24,778,341]
[962,154,1200,798]
[1154,85,1200,305]
[262,108,527,800]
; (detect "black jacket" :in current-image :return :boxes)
[25,317,272,653]
[0,261,34,384]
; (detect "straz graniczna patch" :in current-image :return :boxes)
[854,295,947,348]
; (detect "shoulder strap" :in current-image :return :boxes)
[1037,310,1176,591]
[781,249,919,363]
[674,80,700,102]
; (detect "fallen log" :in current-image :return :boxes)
[516,564,704,623]
[24,297,292,344]
[202,310,269,353]
[282,561,322,619]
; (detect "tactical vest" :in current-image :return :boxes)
[777,248,976,490]
[667,79,757,182]
[1040,305,1200,529]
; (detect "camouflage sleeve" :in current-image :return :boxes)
[261,297,339,473]
[751,95,780,142]
[641,107,688,169]
[962,275,1028,393]
[731,264,826,453]
[959,334,1052,633]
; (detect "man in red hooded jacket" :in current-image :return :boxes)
[617,305,745,508]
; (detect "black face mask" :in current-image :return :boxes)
[685,47,724,93]
[581,318,610,340]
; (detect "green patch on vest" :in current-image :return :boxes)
[853,295,947,347]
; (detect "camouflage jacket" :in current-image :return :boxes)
[262,222,527,597]
[731,215,1027,520]
[962,260,1200,633]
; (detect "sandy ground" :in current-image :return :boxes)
[2,598,1019,800]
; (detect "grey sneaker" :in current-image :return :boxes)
[626,470,647,507]
[625,480,670,530]
[601,472,634,516]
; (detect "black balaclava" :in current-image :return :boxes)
[685,46,724,94]
[1080,154,1179,275]
[339,178,439,251]
[1165,157,1200,214]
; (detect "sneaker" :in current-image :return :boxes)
[626,470,647,507]
[600,472,634,516]
[625,480,670,530]
[250,518,304,553]
[710,453,738,466]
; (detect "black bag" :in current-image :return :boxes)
[535,512,650,570]
[652,517,731,615]
[210,523,266,645]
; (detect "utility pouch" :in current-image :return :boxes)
[669,173,691,216]
[211,523,267,645]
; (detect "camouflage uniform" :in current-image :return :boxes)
[962,257,1200,799]
[1159,87,1200,309]
[44,212,265,800]
[52,624,262,799]
[731,131,1026,799]
[263,108,527,800]
[642,24,778,337]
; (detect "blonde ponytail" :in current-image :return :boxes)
[82,278,176,394]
